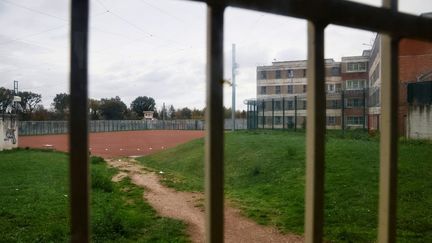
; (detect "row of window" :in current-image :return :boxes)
[258,64,367,80]
[347,62,367,72]
[256,98,365,111]
[346,79,366,90]
[259,116,365,125]
[260,85,306,95]
[259,69,300,79]
[260,79,366,95]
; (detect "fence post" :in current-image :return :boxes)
[363,87,367,130]
[341,90,345,132]
[271,98,274,129]
[294,96,298,131]
[282,97,285,130]
[262,99,265,129]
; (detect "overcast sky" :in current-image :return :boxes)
[0,0,431,111]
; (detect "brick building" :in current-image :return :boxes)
[250,51,369,130]
[398,39,432,136]
[367,34,432,135]
[247,32,432,135]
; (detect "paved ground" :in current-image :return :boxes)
[19,130,205,158]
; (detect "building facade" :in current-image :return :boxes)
[247,32,432,136]
[249,52,369,130]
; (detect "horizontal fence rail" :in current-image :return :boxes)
[18,119,247,135]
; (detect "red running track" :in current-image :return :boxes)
[19,130,205,158]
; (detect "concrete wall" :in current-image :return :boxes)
[0,115,19,151]
[407,105,432,139]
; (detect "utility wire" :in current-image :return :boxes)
[138,0,186,24]
[0,25,66,46]
[96,0,152,37]
[0,0,67,22]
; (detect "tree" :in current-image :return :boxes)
[177,107,192,119]
[130,96,156,118]
[99,96,127,120]
[18,91,42,120]
[52,93,70,116]
[0,87,13,113]
[168,105,175,119]
[89,98,101,120]
[191,108,204,119]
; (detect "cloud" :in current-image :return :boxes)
[0,0,431,112]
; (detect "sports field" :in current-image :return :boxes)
[19,130,204,158]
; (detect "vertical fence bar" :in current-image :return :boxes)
[341,90,345,131]
[205,3,225,243]
[282,97,285,130]
[294,96,298,131]
[262,99,265,129]
[69,0,89,242]
[363,88,367,130]
[272,98,274,129]
[378,1,399,242]
[305,20,326,243]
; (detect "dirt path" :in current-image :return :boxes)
[107,158,303,243]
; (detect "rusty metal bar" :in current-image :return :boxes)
[69,0,90,242]
[205,2,225,242]
[186,0,432,41]
[378,0,399,242]
[305,19,326,243]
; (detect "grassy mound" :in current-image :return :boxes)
[138,130,432,242]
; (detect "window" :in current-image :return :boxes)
[287,100,294,110]
[275,86,281,94]
[287,85,293,94]
[347,62,367,72]
[275,70,281,79]
[287,69,294,78]
[331,67,340,76]
[326,116,336,125]
[275,116,282,124]
[370,66,380,85]
[303,69,307,77]
[347,116,365,125]
[346,80,366,90]
[327,100,340,109]
[286,116,294,127]
[259,71,267,79]
[274,101,281,110]
[326,84,335,93]
[260,86,267,94]
[346,98,363,108]
[303,85,307,93]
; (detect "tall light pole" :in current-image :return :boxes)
[231,43,237,131]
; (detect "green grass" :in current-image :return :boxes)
[137,130,432,242]
[0,149,189,242]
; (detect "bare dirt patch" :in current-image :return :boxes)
[108,158,303,243]
[19,130,204,158]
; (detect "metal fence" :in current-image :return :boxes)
[246,89,368,130]
[18,119,247,136]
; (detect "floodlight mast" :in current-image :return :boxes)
[231,44,236,131]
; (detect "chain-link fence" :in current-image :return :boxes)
[18,119,247,136]
[246,89,369,130]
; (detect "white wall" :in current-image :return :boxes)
[408,105,432,139]
[0,116,19,151]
